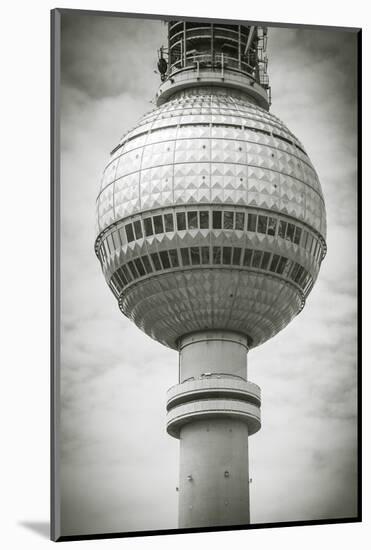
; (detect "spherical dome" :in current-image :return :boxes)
[95,88,326,350]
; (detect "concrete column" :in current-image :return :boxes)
[179,418,250,528]
[173,330,254,528]
[179,330,249,382]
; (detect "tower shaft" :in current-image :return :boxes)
[166,331,261,527]
[179,418,250,527]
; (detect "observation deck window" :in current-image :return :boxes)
[212,211,222,229]
[269,254,280,273]
[297,268,308,287]
[294,226,302,245]
[122,264,132,282]
[315,244,322,262]
[243,249,253,267]
[127,260,139,279]
[290,262,301,282]
[257,215,268,234]
[235,212,245,231]
[223,211,234,230]
[177,212,186,231]
[278,220,287,239]
[252,250,263,268]
[286,223,295,243]
[144,217,154,236]
[160,250,171,269]
[222,247,232,264]
[106,234,114,254]
[154,215,164,234]
[181,248,191,266]
[125,223,135,243]
[190,247,201,265]
[133,220,143,239]
[276,257,288,275]
[213,246,222,264]
[200,210,209,229]
[151,253,162,271]
[134,258,146,277]
[283,259,293,276]
[99,243,106,262]
[232,247,242,265]
[261,251,271,270]
[112,231,121,249]
[267,217,277,236]
[116,270,127,286]
[188,211,198,229]
[294,265,305,284]
[169,249,180,268]
[201,246,210,264]
[311,239,317,256]
[119,227,126,245]
[141,255,153,274]
[247,213,257,232]
[164,213,174,232]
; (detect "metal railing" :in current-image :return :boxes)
[169,26,250,47]
[182,373,247,383]
[169,52,255,77]
[166,53,270,94]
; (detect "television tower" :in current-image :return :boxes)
[95,21,326,529]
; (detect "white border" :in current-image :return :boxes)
[0,0,368,548]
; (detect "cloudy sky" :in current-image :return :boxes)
[59,12,358,537]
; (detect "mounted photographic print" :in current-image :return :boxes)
[51,8,361,542]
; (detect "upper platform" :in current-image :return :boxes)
[156,22,271,110]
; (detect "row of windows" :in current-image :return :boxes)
[99,209,323,264]
[109,245,313,297]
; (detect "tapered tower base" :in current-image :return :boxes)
[166,331,261,528]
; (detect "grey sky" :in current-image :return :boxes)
[59,13,358,536]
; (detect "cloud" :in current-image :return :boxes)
[61,14,164,100]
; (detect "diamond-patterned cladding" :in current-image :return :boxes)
[97,94,325,236]
[119,269,303,350]
[96,88,326,350]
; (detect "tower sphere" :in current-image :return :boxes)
[95,26,326,352]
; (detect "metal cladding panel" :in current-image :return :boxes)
[96,88,326,348]
[96,90,326,238]
[119,269,302,350]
